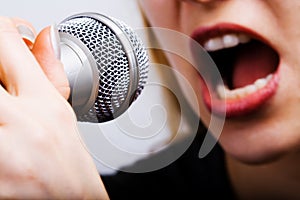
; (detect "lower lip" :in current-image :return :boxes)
[200,67,280,118]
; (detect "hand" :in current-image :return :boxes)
[0,17,109,199]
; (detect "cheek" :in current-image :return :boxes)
[138,0,181,29]
[139,1,212,125]
[163,52,212,127]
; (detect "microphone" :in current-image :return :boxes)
[57,12,149,123]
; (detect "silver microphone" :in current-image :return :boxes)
[57,12,149,123]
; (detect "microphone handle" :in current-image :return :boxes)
[59,32,99,117]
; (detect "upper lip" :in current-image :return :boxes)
[191,22,272,49]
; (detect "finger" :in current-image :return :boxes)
[0,17,48,95]
[32,25,70,100]
[11,17,37,49]
[17,25,35,49]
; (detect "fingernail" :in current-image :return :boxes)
[17,25,35,47]
[50,24,61,60]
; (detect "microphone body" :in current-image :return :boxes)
[57,13,149,123]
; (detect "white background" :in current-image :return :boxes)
[1,0,144,31]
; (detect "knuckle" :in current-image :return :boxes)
[59,86,71,100]
[53,103,77,124]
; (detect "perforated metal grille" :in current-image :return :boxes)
[113,18,149,98]
[58,15,148,122]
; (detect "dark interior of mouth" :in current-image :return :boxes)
[209,40,279,90]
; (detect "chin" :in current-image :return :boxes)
[217,118,298,165]
[220,139,286,165]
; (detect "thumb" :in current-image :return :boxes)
[31,25,70,100]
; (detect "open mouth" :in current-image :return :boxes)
[191,24,280,117]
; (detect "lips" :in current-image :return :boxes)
[191,23,280,117]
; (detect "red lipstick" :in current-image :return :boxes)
[191,23,280,117]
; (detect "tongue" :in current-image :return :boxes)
[232,41,279,89]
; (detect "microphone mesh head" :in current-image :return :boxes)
[58,13,149,122]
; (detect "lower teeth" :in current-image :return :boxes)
[217,74,273,100]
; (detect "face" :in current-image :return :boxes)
[139,0,300,164]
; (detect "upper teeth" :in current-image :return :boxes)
[203,33,251,52]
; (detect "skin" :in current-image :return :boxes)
[0,17,109,199]
[1,0,299,199]
[138,0,300,199]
